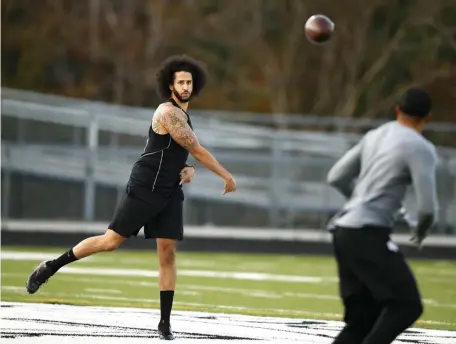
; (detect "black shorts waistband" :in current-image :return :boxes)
[333,225,392,235]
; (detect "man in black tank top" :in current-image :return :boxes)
[128,97,194,193]
[25,55,237,340]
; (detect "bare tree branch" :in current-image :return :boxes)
[361,66,454,119]
[335,25,407,117]
[89,0,101,60]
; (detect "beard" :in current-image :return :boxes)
[173,89,192,103]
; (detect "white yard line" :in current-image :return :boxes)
[1,251,96,261]
[84,288,123,294]
[82,287,199,297]
[1,251,336,283]
[52,266,334,283]
[96,258,218,268]
[182,284,339,301]
[1,251,216,268]
[2,286,25,292]
[415,268,456,277]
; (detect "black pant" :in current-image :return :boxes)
[331,226,423,344]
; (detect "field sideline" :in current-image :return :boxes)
[1,246,456,332]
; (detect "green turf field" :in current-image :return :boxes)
[2,246,455,330]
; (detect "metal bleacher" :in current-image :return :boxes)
[2,88,456,228]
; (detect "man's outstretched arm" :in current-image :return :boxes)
[159,105,236,194]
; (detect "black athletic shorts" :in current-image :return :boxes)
[109,185,184,240]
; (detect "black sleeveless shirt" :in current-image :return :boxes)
[128,98,193,193]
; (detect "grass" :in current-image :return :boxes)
[1,246,456,330]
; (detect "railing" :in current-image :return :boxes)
[2,88,456,232]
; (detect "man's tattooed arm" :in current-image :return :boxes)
[159,104,236,194]
[159,105,200,152]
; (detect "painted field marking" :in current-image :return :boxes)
[2,302,456,343]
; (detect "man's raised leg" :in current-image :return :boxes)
[26,229,126,294]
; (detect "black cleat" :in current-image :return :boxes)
[26,261,55,294]
[158,321,175,340]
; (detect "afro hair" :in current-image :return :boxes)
[155,55,207,100]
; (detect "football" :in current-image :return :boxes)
[305,15,335,44]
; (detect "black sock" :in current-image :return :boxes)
[160,290,175,324]
[48,249,78,273]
